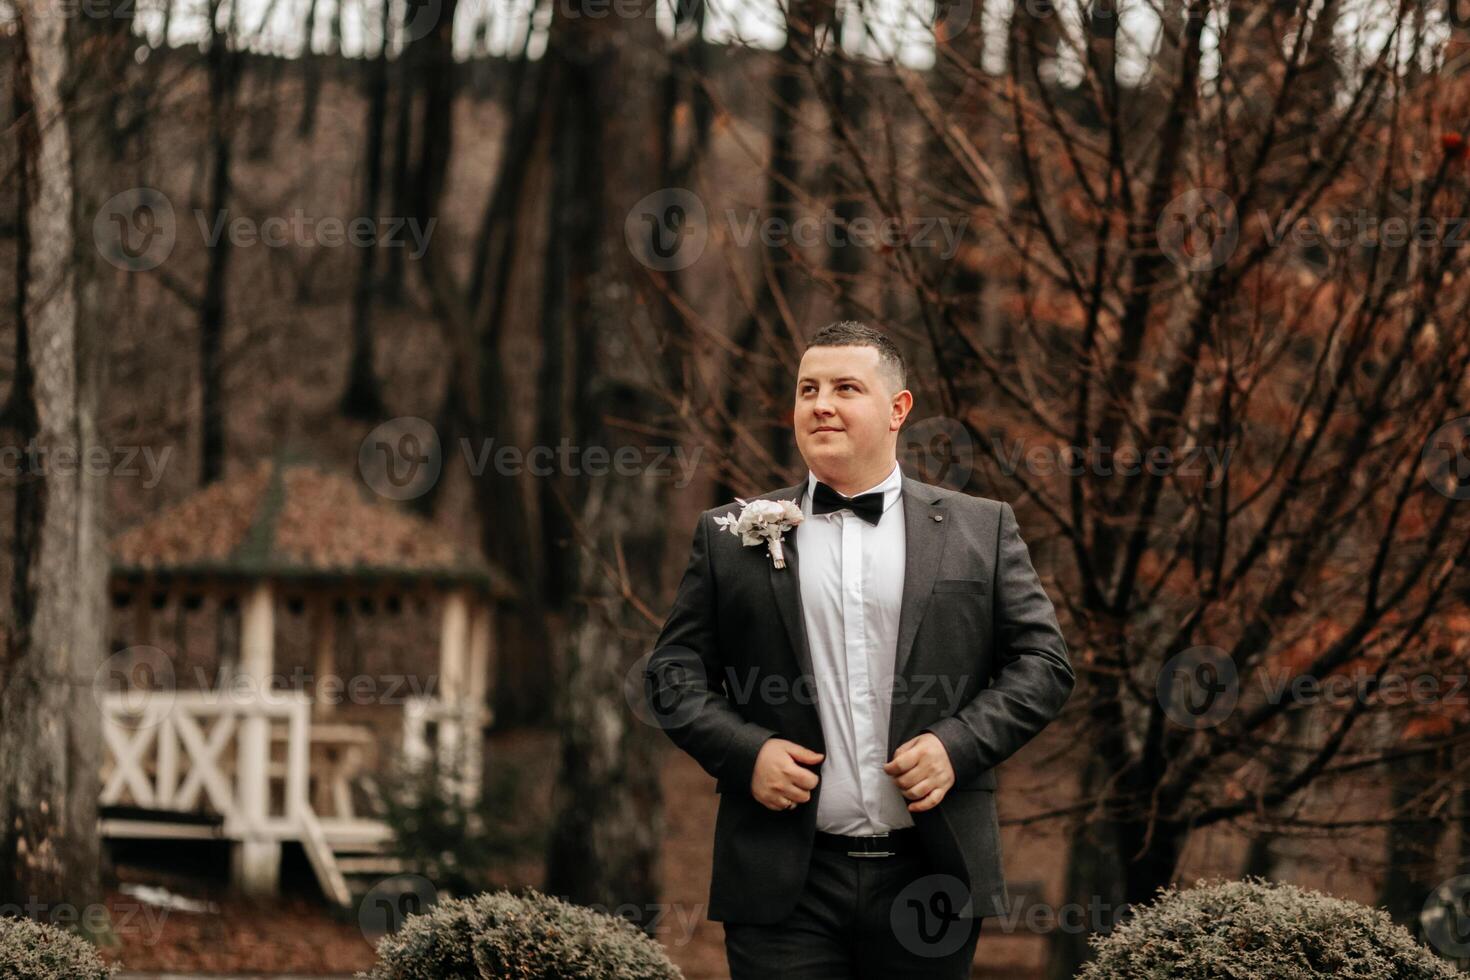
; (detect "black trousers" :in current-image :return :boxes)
[723,845,983,980]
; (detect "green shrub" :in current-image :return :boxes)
[1080,878,1455,979]
[377,752,545,897]
[361,888,683,980]
[0,917,113,980]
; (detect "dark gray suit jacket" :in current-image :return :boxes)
[645,474,1073,924]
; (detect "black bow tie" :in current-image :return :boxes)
[811,480,886,525]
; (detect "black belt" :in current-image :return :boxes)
[814,827,921,859]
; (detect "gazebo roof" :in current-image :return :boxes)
[111,460,516,597]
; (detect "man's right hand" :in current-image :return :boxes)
[750,738,823,811]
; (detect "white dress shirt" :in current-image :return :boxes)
[799,460,913,834]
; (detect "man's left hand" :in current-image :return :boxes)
[883,733,955,813]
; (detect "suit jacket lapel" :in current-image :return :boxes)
[894,476,948,683]
[758,482,815,681]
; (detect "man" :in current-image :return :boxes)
[646,321,1073,979]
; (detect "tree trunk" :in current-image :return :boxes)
[60,0,133,932]
[543,413,667,918]
[383,28,415,305]
[0,0,108,922]
[1116,818,1184,908]
[542,0,665,920]
[296,0,321,137]
[1048,759,1127,979]
[340,3,390,421]
[328,0,342,56]
[715,2,809,500]
[1242,707,1315,880]
[824,9,867,317]
[199,0,237,483]
[925,0,988,385]
[386,0,458,304]
[1380,750,1446,934]
[410,42,555,723]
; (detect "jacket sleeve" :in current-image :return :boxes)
[925,501,1074,784]
[645,511,777,793]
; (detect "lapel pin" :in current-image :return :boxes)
[933,514,944,522]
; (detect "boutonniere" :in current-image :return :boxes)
[713,498,804,569]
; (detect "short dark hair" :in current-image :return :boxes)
[805,320,907,393]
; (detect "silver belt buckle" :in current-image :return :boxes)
[847,832,895,859]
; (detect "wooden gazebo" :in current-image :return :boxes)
[98,459,516,904]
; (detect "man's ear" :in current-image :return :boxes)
[890,389,914,430]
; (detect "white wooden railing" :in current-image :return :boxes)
[99,690,483,904]
[100,690,310,841]
[402,694,491,804]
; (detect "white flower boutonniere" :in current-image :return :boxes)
[712,497,804,569]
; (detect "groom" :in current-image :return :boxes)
[645,321,1073,979]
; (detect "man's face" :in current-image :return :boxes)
[793,345,910,478]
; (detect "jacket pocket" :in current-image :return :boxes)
[932,578,989,594]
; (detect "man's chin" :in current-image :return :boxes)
[798,445,853,470]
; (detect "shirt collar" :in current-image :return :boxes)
[804,461,903,518]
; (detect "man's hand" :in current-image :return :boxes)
[883,733,955,812]
[750,738,823,811]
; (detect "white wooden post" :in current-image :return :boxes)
[467,599,493,712]
[436,588,469,797]
[310,595,336,721]
[231,580,280,896]
[463,599,494,801]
